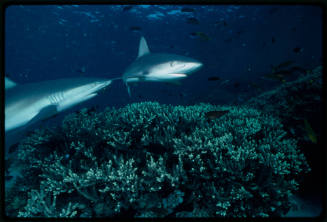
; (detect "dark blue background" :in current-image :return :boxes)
[5,5,322,109]
[4,5,324,217]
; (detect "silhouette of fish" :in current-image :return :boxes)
[181,7,195,13]
[186,17,199,24]
[208,76,220,81]
[205,110,229,120]
[304,119,317,144]
[122,5,133,11]
[293,47,304,54]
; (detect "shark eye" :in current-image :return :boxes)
[170,62,175,67]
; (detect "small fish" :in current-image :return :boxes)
[272,37,276,44]
[275,60,294,70]
[224,37,233,43]
[76,66,86,73]
[179,92,187,98]
[208,76,220,81]
[5,175,13,181]
[87,106,98,114]
[233,82,240,88]
[220,79,230,86]
[304,119,317,143]
[205,110,229,120]
[293,47,304,54]
[236,30,244,36]
[122,5,133,11]
[189,32,210,41]
[186,17,199,25]
[248,82,261,89]
[262,73,285,82]
[289,66,306,73]
[129,26,142,32]
[181,7,195,13]
[247,64,252,72]
[8,143,19,154]
[213,20,227,27]
[274,70,294,76]
[268,7,279,14]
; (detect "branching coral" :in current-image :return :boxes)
[6,101,310,218]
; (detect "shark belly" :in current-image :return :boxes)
[144,73,187,82]
[57,93,97,112]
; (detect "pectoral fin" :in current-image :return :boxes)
[125,82,132,97]
[27,105,58,127]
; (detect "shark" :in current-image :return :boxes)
[122,36,203,96]
[5,77,112,132]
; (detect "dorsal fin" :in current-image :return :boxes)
[137,36,150,58]
[5,77,17,89]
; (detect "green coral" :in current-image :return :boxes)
[6,102,310,218]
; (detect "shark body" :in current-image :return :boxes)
[5,77,112,132]
[122,36,203,96]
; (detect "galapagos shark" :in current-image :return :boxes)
[122,36,203,96]
[5,77,112,132]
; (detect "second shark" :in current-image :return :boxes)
[122,36,203,96]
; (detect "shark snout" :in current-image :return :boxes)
[184,60,203,74]
[192,59,203,69]
[193,61,203,71]
[91,80,112,92]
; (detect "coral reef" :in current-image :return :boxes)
[6,101,310,218]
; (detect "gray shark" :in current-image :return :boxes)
[122,36,203,96]
[5,77,112,132]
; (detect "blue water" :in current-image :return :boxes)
[4,4,323,218]
[5,5,322,108]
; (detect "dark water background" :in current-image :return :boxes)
[5,5,322,108]
[4,4,323,217]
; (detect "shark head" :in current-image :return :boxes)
[5,77,112,132]
[122,36,203,96]
[55,78,112,111]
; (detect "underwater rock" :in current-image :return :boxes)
[246,65,323,215]
[246,65,322,143]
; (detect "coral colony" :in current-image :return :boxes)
[6,83,316,216]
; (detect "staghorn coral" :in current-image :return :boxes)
[6,102,310,218]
